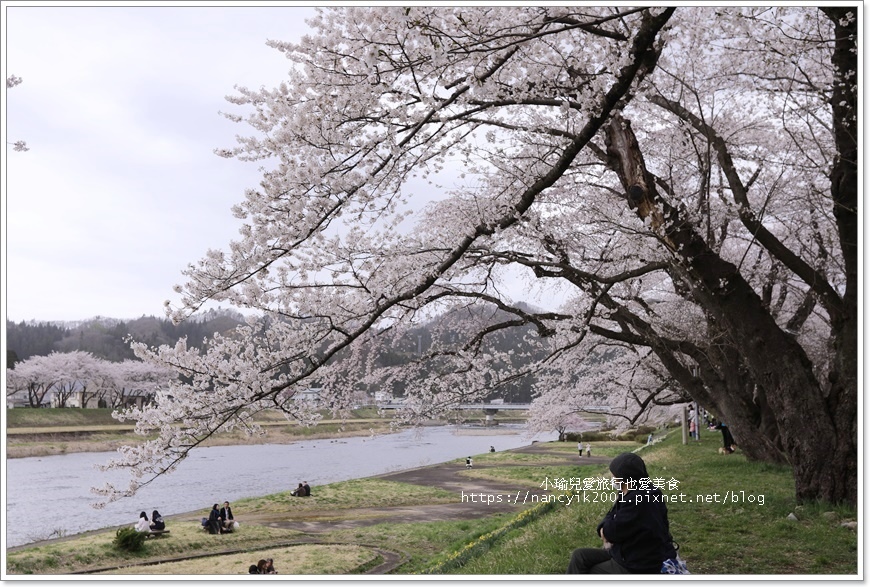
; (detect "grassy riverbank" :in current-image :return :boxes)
[4,470,526,575]
[439,431,859,575]
[5,430,858,576]
[6,408,526,459]
[5,408,394,459]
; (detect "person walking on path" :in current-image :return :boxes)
[585,443,591,458]
[579,441,583,457]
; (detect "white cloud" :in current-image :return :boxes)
[3,4,317,321]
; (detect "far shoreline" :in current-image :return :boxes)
[6,423,399,460]
[6,419,530,459]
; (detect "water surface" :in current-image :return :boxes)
[5,425,555,547]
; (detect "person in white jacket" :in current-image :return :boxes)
[134,511,151,532]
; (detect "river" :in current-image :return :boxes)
[5,425,556,548]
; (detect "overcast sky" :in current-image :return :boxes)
[3,3,319,322]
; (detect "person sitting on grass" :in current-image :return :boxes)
[567,452,678,574]
[134,511,150,533]
[220,501,234,532]
[257,559,269,574]
[150,510,165,531]
[207,504,222,535]
[264,558,277,574]
[291,483,304,497]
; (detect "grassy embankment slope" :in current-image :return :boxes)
[437,430,858,575]
[5,428,858,576]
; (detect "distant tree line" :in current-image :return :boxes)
[7,306,547,404]
[6,309,247,366]
[6,351,174,409]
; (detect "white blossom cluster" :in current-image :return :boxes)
[6,75,28,151]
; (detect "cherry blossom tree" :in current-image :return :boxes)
[529,342,687,436]
[104,360,174,409]
[527,400,595,442]
[5,353,173,410]
[47,351,101,407]
[107,7,855,506]
[6,354,62,407]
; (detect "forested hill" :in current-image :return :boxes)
[6,308,246,364]
[6,304,547,403]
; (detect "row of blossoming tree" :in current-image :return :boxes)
[98,7,855,506]
[6,351,172,409]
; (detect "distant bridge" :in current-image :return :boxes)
[376,402,611,423]
[376,402,531,411]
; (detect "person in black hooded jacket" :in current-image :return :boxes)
[567,452,677,574]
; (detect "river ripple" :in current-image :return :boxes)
[5,425,555,548]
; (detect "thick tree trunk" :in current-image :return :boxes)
[818,7,858,507]
[595,295,787,464]
[604,113,855,505]
[700,327,787,464]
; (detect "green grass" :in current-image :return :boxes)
[236,478,457,514]
[460,464,604,487]
[6,408,123,428]
[6,407,395,430]
[5,477,459,575]
[6,522,303,575]
[440,429,858,575]
[444,493,603,574]
[95,544,376,575]
[534,440,644,458]
[421,500,560,574]
[321,514,517,573]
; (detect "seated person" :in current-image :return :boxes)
[302,481,311,496]
[567,452,678,574]
[219,501,234,532]
[291,483,304,497]
[134,511,151,533]
[206,504,222,534]
[264,558,277,574]
[150,510,165,531]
